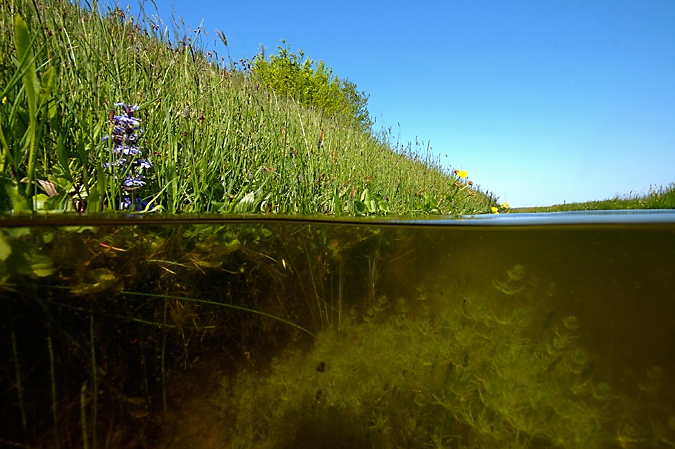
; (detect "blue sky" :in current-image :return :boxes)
[137,0,675,207]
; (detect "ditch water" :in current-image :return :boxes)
[1,211,674,449]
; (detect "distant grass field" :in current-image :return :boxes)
[1,0,499,216]
[513,183,675,213]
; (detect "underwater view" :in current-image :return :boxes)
[1,212,674,448]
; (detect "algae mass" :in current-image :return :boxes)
[225,304,610,448]
[1,217,675,448]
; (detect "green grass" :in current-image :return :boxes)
[513,183,675,213]
[0,0,498,216]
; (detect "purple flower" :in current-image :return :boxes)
[136,159,152,169]
[122,175,145,189]
[103,101,154,211]
[113,115,141,127]
[114,102,139,114]
[120,197,148,211]
[117,145,140,156]
[135,198,148,211]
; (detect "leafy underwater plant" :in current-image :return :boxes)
[209,258,675,449]
[220,295,619,449]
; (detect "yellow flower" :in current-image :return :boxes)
[2,97,6,104]
[456,170,468,179]
[491,206,499,214]
[501,202,510,209]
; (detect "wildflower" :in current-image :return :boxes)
[104,102,152,210]
[138,159,152,169]
[491,206,499,214]
[122,175,145,189]
[501,202,510,209]
[119,146,140,156]
[120,197,148,211]
[2,96,6,104]
[456,170,468,179]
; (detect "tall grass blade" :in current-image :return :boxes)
[13,13,40,202]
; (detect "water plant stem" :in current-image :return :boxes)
[338,260,344,333]
[80,382,89,449]
[121,289,316,338]
[89,305,98,449]
[47,328,61,449]
[161,299,168,424]
[10,329,28,436]
[304,241,327,328]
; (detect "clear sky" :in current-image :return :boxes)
[135,0,675,207]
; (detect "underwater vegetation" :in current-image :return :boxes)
[1,220,674,448]
[0,220,411,447]
[219,294,674,449]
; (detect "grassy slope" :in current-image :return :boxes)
[513,183,675,213]
[0,0,498,215]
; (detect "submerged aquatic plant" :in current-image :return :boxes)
[103,102,152,211]
[223,300,616,449]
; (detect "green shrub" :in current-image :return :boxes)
[252,41,372,132]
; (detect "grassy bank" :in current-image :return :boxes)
[513,183,675,213]
[0,0,499,216]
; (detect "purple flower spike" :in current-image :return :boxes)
[114,102,140,115]
[137,159,152,169]
[113,115,141,127]
[104,101,154,210]
[120,197,148,211]
[120,197,132,209]
[135,198,148,211]
[122,175,145,189]
[120,146,140,156]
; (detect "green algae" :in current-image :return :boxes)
[220,300,610,448]
[211,255,675,449]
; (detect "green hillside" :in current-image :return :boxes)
[0,0,501,216]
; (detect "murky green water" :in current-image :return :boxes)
[1,212,674,448]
